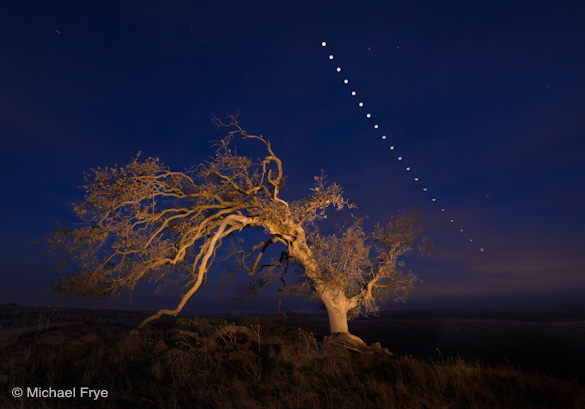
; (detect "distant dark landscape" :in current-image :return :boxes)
[2,304,585,408]
[290,306,585,381]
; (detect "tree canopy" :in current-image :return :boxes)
[46,116,426,334]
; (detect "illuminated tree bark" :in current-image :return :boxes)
[322,293,350,333]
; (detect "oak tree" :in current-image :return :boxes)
[46,116,425,341]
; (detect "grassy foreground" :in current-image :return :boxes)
[1,315,584,409]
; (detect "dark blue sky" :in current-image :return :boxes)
[1,0,584,313]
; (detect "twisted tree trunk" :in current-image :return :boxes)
[289,233,357,338]
[321,291,350,334]
[321,291,367,350]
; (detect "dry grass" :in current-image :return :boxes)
[1,314,584,409]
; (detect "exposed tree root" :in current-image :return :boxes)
[323,332,393,355]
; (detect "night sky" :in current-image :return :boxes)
[2,1,584,313]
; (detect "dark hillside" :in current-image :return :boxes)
[1,305,584,408]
